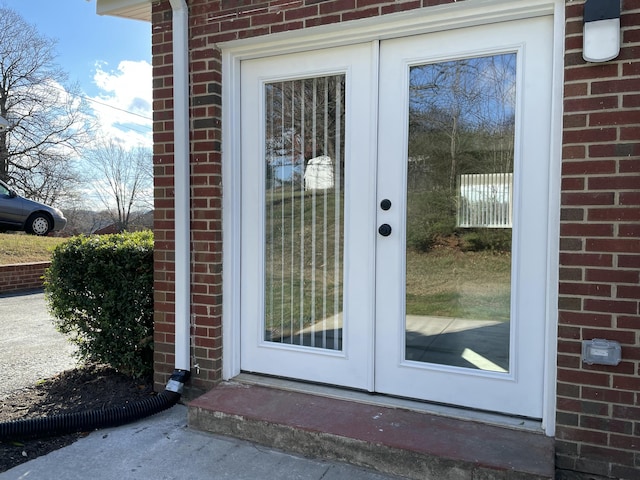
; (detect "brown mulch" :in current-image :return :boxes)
[0,364,155,473]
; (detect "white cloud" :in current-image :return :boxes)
[90,60,152,149]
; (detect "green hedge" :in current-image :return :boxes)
[459,228,512,252]
[44,231,154,377]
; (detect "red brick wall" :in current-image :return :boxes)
[151,0,640,477]
[0,262,50,293]
[556,1,640,478]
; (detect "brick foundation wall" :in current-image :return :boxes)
[556,2,640,479]
[0,262,50,294]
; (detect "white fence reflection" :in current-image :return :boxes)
[458,173,513,228]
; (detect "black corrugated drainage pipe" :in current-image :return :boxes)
[0,369,190,440]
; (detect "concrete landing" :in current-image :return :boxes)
[188,382,555,480]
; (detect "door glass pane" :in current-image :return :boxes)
[405,54,515,372]
[264,76,345,351]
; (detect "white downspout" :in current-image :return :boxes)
[169,0,191,372]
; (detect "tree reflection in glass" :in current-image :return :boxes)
[405,54,516,373]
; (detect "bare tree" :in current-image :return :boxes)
[85,139,153,232]
[0,7,93,204]
[408,54,516,192]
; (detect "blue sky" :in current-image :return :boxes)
[2,0,153,147]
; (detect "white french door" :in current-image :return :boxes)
[375,17,553,417]
[240,16,553,418]
[240,43,377,389]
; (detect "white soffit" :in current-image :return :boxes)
[96,0,151,22]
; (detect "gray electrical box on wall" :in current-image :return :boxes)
[582,339,622,366]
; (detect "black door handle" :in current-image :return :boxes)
[378,224,392,237]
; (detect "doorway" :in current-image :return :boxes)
[239,16,553,418]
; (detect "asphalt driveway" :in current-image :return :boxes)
[0,290,76,398]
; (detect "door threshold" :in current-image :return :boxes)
[236,373,544,433]
[189,377,555,479]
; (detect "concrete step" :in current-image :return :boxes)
[188,381,555,480]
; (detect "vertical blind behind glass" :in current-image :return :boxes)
[264,75,346,351]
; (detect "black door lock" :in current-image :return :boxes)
[378,224,392,237]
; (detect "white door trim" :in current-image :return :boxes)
[541,0,566,437]
[220,0,557,59]
[221,0,563,435]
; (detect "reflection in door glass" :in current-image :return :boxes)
[405,54,515,372]
[264,76,345,350]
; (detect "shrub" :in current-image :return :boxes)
[460,229,512,252]
[44,231,154,377]
[406,190,457,252]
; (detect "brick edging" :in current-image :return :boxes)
[0,262,50,294]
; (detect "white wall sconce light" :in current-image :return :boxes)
[583,0,621,62]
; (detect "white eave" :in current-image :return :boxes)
[96,0,151,22]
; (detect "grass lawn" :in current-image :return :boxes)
[0,233,67,265]
[264,185,512,334]
[265,187,342,335]
[406,248,511,321]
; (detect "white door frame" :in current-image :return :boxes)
[221,0,564,435]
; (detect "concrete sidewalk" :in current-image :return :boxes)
[0,405,398,480]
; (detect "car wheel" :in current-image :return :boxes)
[25,213,52,236]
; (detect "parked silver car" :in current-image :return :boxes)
[0,179,67,235]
